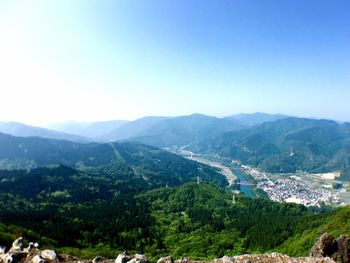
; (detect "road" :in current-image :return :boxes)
[177,149,237,187]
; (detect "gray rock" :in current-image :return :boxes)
[310,233,338,258]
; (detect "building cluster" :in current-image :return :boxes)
[239,164,341,207]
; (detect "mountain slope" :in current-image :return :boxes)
[0,179,340,260]
[0,132,227,188]
[47,120,129,139]
[0,122,89,142]
[128,114,245,148]
[225,112,289,127]
[103,116,170,141]
[189,117,350,176]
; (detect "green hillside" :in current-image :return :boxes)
[0,133,226,187]
[128,114,244,148]
[190,118,350,177]
[1,176,348,261]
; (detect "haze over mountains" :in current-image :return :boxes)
[225,112,290,127]
[0,122,90,143]
[47,120,128,140]
[1,112,350,178]
[1,112,282,142]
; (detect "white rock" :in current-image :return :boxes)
[115,251,131,263]
[2,253,13,263]
[157,256,174,263]
[40,249,57,261]
[92,256,104,262]
[23,242,35,253]
[221,256,234,263]
[135,254,148,262]
[31,255,45,263]
[9,237,23,253]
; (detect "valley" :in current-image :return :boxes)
[172,147,350,206]
[0,113,350,261]
[2,1,350,261]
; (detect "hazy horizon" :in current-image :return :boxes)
[1,1,349,126]
[0,111,348,129]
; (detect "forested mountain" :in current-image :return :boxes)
[189,117,350,177]
[0,122,90,143]
[102,116,170,141]
[0,181,347,261]
[44,113,289,145]
[0,132,226,187]
[225,112,289,127]
[47,120,128,139]
[1,115,350,261]
[127,114,244,148]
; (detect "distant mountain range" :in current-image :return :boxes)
[42,113,288,143]
[126,114,245,148]
[1,113,350,259]
[47,120,128,139]
[225,112,290,126]
[2,112,349,178]
[189,117,350,178]
[0,122,90,142]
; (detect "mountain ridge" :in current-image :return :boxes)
[189,117,350,177]
[47,120,129,139]
[0,122,90,143]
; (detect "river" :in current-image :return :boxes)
[176,149,257,198]
[231,167,256,198]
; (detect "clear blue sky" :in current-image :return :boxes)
[0,0,349,125]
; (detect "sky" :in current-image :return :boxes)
[0,0,349,126]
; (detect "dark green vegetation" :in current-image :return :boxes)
[0,177,349,261]
[0,122,350,261]
[128,114,244,148]
[0,133,226,190]
[190,118,350,178]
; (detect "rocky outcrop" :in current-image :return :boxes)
[40,250,57,262]
[209,253,334,263]
[310,233,350,262]
[115,252,132,263]
[157,256,174,263]
[171,253,334,263]
[0,234,349,263]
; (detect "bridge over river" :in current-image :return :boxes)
[177,149,257,198]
